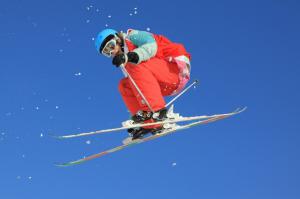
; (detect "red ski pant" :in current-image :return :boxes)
[119,57,180,116]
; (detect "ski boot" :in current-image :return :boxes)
[128,108,168,140]
[128,126,163,140]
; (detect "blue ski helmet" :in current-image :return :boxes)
[95,29,118,53]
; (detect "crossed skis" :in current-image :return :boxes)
[55,107,246,167]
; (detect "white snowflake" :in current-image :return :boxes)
[35,106,40,110]
[40,133,44,137]
[75,72,82,76]
[146,27,151,31]
[86,19,90,23]
[86,140,91,145]
[172,162,177,167]
[108,15,112,18]
[55,106,59,109]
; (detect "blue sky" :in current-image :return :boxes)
[1,0,300,198]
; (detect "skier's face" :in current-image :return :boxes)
[110,44,122,57]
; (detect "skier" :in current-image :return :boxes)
[95,28,191,139]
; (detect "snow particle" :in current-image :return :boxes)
[59,49,64,53]
[91,37,95,41]
[172,162,177,167]
[35,106,40,110]
[105,24,108,27]
[55,106,59,109]
[1,132,6,141]
[28,176,32,180]
[129,13,133,16]
[108,15,112,18]
[86,140,91,145]
[134,11,138,14]
[86,19,90,23]
[17,176,21,180]
[40,133,44,137]
[146,27,151,31]
[75,72,82,76]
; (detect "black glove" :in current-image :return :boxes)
[127,52,139,64]
[112,52,140,67]
[112,53,127,67]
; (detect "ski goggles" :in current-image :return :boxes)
[101,38,117,57]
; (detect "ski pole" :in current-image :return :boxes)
[165,79,199,108]
[120,65,155,113]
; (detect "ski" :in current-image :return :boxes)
[56,107,245,167]
[56,107,247,139]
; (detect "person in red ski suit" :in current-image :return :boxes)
[95,28,191,139]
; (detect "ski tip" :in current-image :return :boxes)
[54,163,66,167]
[50,134,65,140]
[234,106,247,114]
[239,106,247,112]
[55,158,86,167]
[54,161,77,167]
[54,163,72,167]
